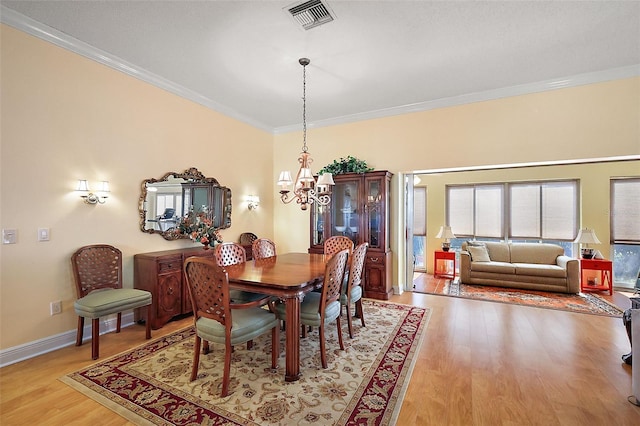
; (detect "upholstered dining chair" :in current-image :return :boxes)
[341,242,368,338]
[71,244,152,360]
[276,248,349,369]
[214,242,272,310]
[183,256,280,397]
[324,236,354,258]
[252,238,277,259]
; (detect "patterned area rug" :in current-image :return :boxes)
[60,300,430,425]
[440,280,624,317]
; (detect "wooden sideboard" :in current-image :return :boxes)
[134,246,214,329]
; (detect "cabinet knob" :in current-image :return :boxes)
[370,257,379,262]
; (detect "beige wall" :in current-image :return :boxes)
[416,160,640,275]
[0,26,274,349]
[273,77,640,288]
[2,23,639,352]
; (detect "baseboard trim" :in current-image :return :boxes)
[0,312,136,368]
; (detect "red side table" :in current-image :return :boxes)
[434,250,456,279]
[580,258,613,295]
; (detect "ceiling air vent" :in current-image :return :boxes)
[286,0,335,30]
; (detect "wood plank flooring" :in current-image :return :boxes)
[2,277,639,425]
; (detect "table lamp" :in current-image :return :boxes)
[436,225,456,252]
[574,228,601,259]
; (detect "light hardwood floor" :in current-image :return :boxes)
[2,282,639,425]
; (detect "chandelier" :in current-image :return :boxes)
[277,58,334,211]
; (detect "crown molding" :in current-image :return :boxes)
[3,6,638,136]
[274,64,640,134]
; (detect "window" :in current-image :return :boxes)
[611,178,640,288]
[447,180,578,249]
[510,181,577,240]
[448,185,503,239]
[413,187,426,270]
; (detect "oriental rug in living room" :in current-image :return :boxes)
[423,278,624,317]
[60,300,430,426]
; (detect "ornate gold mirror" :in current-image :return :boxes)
[139,167,232,240]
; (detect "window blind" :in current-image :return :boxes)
[611,178,640,243]
[413,187,426,236]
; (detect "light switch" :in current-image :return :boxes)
[2,229,17,244]
[38,228,50,242]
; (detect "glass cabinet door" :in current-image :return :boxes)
[312,203,330,247]
[331,178,361,246]
[365,177,383,250]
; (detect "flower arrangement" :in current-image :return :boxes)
[178,210,223,248]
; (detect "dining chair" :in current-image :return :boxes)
[214,242,274,332]
[71,244,152,360]
[252,238,277,259]
[341,242,368,338]
[276,248,349,369]
[324,236,354,258]
[183,256,280,397]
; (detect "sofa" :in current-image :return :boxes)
[459,241,580,294]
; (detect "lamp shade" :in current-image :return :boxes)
[436,225,456,239]
[574,228,601,244]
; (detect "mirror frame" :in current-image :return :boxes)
[138,167,232,240]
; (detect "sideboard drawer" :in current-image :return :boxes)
[157,256,181,274]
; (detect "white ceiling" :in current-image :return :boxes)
[2,1,639,133]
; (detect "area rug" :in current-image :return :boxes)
[60,300,430,425]
[434,279,624,317]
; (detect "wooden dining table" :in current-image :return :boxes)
[224,252,328,382]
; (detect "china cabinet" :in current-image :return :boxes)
[134,246,214,329]
[309,170,393,300]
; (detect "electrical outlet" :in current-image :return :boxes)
[38,228,50,242]
[2,229,17,244]
[50,301,62,315]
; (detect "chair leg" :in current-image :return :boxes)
[271,325,279,369]
[356,300,366,328]
[116,312,122,333]
[190,335,201,381]
[221,342,232,397]
[247,340,253,350]
[319,323,327,369]
[336,316,345,350]
[145,306,152,339]
[76,317,84,346]
[203,340,210,354]
[346,302,354,339]
[91,318,100,360]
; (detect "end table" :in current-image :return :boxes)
[434,250,456,279]
[580,258,613,295]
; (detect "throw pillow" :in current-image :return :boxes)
[468,245,491,262]
[466,240,486,247]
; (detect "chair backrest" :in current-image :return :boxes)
[239,232,258,246]
[214,242,247,266]
[183,257,231,328]
[346,242,368,294]
[71,244,123,298]
[324,236,354,258]
[319,249,349,314]
[252,238,277,259]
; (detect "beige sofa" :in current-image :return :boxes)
[459,241,580,294]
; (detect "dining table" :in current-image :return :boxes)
[224,252,328,382]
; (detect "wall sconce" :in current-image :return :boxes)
[247,195,260,210]
[77,180,110,204]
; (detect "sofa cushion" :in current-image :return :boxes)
[484,242,511,263]
[470,261,516,274]
[514,263,567,278]
[468,245,491,262]
[510,243,563,264]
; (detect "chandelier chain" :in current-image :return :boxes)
[301,62,308,153]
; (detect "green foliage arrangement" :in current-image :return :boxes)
[318,156,374,175]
